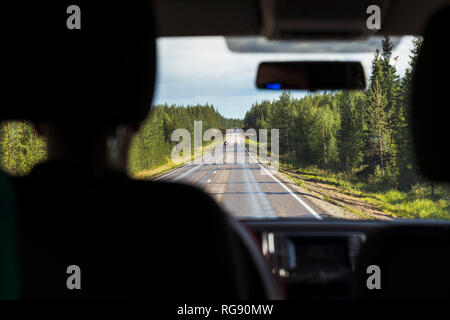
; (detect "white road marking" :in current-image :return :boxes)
[157,132,322,220]
[154,165,189,181]
[154,156,205,181]
[155,138,226,182]
[241,158,276,217]
[240,135,323,220]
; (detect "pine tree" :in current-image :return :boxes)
[381,36,402,186]
[397,36,423,189]
[362,53,390,179]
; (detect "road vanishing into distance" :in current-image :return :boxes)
[155,132,324,219]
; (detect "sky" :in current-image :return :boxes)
[153,36,415,119]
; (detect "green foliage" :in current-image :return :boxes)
[269,92,297,153]
[377,187,450,220]
[337,91,365,172]
[1,36,447,219]
[128,104,243,175]
[243,36,437,196]
[306,99,341,167]
[283,163,450,220]
[0,121,47,176]
[0,105,242,177]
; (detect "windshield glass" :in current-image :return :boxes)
[1,36,449,220]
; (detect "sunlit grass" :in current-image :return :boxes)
[133,160,180,179]
[281,163,450,220]
[376,189,449,219]
[132,140,220,180]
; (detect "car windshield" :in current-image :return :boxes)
[1,36,449,220]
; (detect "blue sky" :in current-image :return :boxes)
[153,36,415,119]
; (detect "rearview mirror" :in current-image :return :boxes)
[256,61,366,91]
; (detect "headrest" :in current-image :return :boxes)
[411,6,450,181]
[0,1,155,125]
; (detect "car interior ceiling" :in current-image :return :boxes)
[0,0,450,301]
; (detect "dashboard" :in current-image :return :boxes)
[242,218,450,299]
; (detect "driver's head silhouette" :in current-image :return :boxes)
[33,122,140,171]
[2,2,155,174]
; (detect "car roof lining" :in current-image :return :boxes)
[153,0,449,38]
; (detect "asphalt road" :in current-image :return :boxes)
[155,132,324,219]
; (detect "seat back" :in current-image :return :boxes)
[353,7,450,299]
[411,6,450,181]
[13,169,280,299]
[1,1,281,299]
[0,173,21,299]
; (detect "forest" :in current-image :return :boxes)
[0,104,242,176]
[245,37,422,191]
[243,36,449,218]
[127,104,242,175]
[1,36,448,218]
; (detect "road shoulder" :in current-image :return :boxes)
[270,165,393,220]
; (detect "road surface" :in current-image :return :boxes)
[155,132,325,219]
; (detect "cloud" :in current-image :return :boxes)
[225,36,402,54]
[154,36,415,119]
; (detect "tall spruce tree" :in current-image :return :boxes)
[381,36,403,185]
[397,36,423,189]
[361,50,391,180]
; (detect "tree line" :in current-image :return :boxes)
[128,104,243,174]
[0,35,424,191]
[0,104,242,176]
[244,36,423,191]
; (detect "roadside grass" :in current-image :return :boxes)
[132,140,219,180]
[377,188,450,219]
[343,205,375,220]
[152,135,450,220]
[281,160,450,220]
[246,137,259,148]
[245,136,281,169]
[133,160,180,179]
[245,136,269,152]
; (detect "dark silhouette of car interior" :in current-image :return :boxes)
[1,0,449,300]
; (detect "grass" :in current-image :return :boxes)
[133,160,181,179]
[376,189,450,219]
[245,136,281,170]
[281,162,450,220]
[135,134,450,220]
[132,140,220,180]
[344,205,375,220]
[241,137,450,220]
